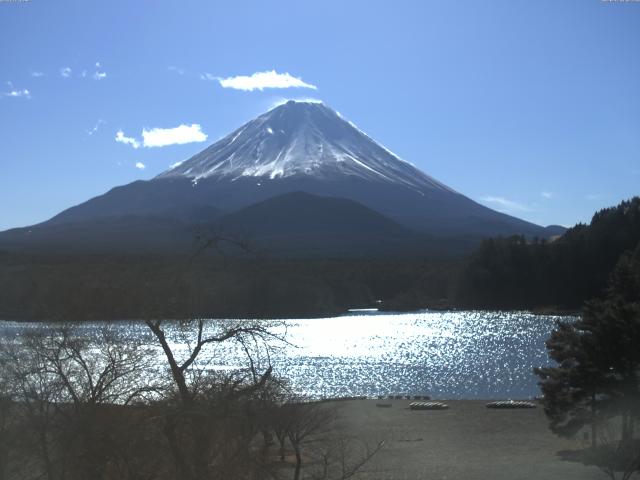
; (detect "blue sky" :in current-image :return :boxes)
[0,0,639,231]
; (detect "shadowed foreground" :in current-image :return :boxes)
[332,399,605,480]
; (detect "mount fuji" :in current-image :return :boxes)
[0,101,562,256]
[159,100,451,192]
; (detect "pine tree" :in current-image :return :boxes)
[534,320,606,447]
[535,242,640,448]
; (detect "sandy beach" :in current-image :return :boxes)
[330,399,605,480]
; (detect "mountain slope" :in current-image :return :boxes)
[211,191,433,256]
[0,193,446,257]
[158,100,452,194]
[0,100,562,257]
[217,191,408,236]
[0,215,197,254]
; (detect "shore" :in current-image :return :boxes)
[330,399,604,480]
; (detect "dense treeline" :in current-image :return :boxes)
[0,197,638,319]
[0,252,458,320]
[456,197,640,310]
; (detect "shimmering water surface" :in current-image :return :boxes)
[269,310,571,399]
[0,311,574,399]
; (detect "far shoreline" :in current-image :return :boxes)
[0,306,581,323]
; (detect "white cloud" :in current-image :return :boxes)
[87,119,105,136]
[4,89,31,98]
[93,62,107,80]
[481,196,532,213]
[56,64,106,80]
[540,191,553,199]
[216,70,317,91]
[135,162,146,170]
[142,124,207,148]
[115,130,140,149]
[168,66,185,75]
[115,124,207,149]
[2,82,31,99]
[200,72,216,81]
[30,71,44,78]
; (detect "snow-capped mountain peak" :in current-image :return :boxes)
[157,100,454,193]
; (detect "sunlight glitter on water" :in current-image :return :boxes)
[266,311,571,399]
[0,310,574,400]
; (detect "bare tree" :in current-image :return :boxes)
[141,314,288,480]
[0,324,158,480]
[0,394,12,480]
[312,435,385,480]
[588,422,640,480]
[144,318,280,405]
[284,401,336,480]
[265,399,384,480]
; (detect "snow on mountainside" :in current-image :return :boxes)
[157,100,454,194]
[0,98,560,252]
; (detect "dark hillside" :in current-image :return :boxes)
[456,197,640,309]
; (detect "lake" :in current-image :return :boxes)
[0,310,574,400]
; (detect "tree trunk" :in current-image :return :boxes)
[591,392,597,449]
[621,411,633,444]
[163,414,193,480]
[0,440,7,480]
[145,321,192,405]
[37,425,55,480]
[293,445,302,480]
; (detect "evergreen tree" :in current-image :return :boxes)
[534,321,606,447]
[458,197,640,309]
[535,243,640,447]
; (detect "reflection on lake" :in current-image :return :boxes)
[273,311,571,399]
[0,310,575,400]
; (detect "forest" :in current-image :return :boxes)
[456,197,640,310]
[0,197,638,320]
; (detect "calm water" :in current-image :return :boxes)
[0,310,574,400]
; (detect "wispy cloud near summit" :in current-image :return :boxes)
[115,130,140,149]
[210,70,317,91]
[481,196,532,213]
